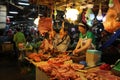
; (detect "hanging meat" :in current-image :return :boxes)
[103,0,120,33]
[38,17,53,35]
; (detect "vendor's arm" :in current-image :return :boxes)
[73,38,92,55]
[75,38,82,49]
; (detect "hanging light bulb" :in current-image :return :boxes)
[65,8,79,21]
[34,15,40,25]
[89,14,95,20]
[54,2,57,20]
[102,16,106,22]
[34,5,40,26]
[96,9,103,21]
[96,3,103,21]
[86,8,95,20]
[64,2,79,22]
[85,8,95,27]
[54,9,57,19]
[108,0,114,8]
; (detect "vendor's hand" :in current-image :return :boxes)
[73,49,79,56]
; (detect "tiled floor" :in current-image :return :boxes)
[0,52,35,80]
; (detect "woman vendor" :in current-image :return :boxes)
[53,21,71,52]
[73,23,96,56]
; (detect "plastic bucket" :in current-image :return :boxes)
[86,50,102,67]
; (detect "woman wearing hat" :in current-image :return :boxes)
[73,23,96,57]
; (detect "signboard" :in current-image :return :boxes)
[0,5,6,29]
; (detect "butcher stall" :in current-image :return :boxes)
[25,52,120,80]
[23,0,120,79]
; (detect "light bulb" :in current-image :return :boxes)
[86,8,95,20]
[89,14,95,20]
[65,8,79,21]
[34,16,40,25]
[102,16,106,22]
[96,9,103,21]
[108,0,114,8]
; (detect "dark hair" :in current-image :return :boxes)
[16,28,21,31]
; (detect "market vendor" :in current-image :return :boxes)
[53,21,71,52]
[73,23,96,56]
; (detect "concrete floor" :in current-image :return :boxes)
[0,52,35,80]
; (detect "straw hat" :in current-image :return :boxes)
[78,23,86,27]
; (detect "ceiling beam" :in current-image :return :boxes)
[7,2,24,10]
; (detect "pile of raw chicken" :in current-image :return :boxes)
[27,52,120,80]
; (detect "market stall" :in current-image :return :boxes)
[18,0,120,80]
[25,52,120,80]
[25,57,50,80]
[25,52,84,80]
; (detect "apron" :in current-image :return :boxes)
[81,36,95,50]
[79,36,96,56]
[71,35,96,63]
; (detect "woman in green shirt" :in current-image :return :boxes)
[13,28,26,60]
[13,28,26,48]
[73,23,96,56]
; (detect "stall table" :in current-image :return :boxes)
[25,57,49,80]
[25,57,120,80]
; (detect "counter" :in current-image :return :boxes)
[25,57,49,80]
[25,57,120,80]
